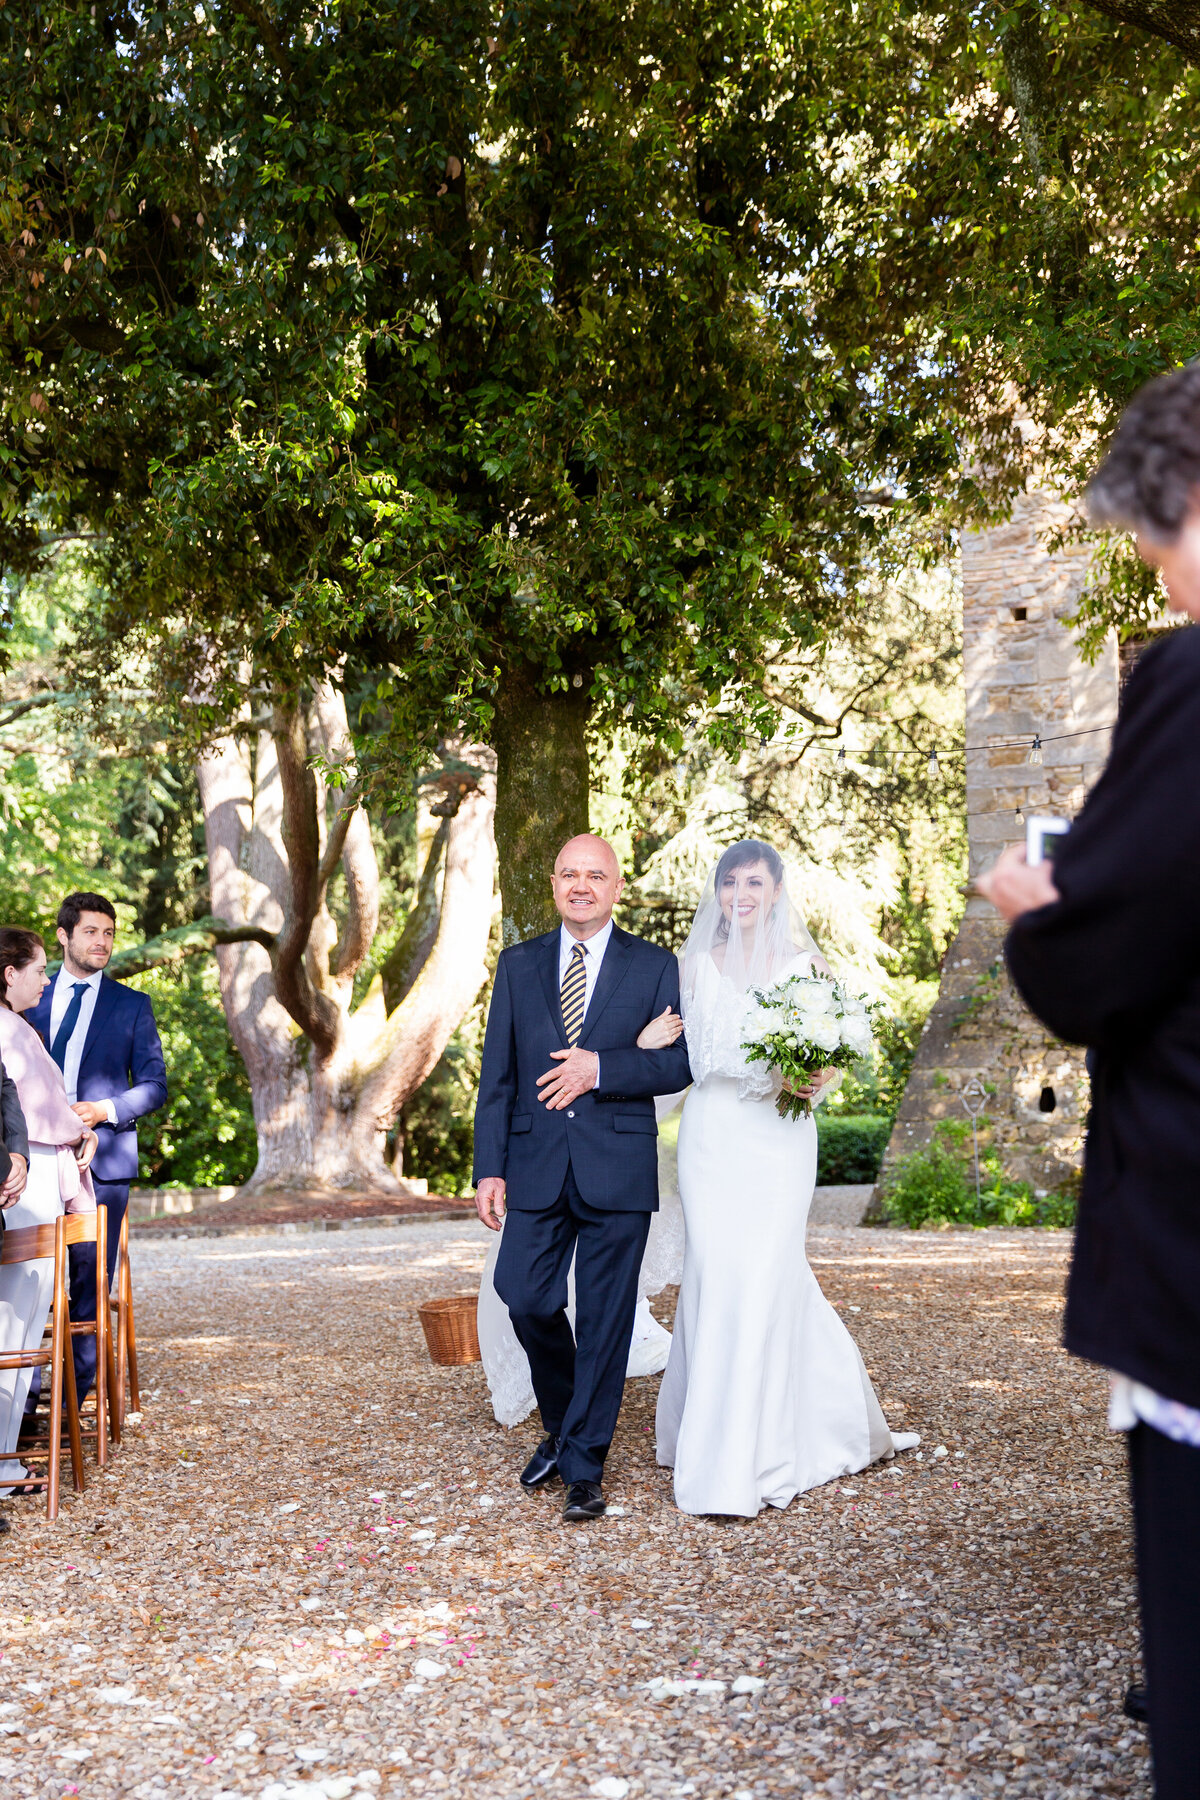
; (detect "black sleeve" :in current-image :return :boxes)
[0,1058,30,1162]
[596,952,693,1096]
[471,953,518,1183]
[1006,630,1200,1049]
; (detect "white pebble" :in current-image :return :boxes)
[932,1445,949,1460]
[629,1619,653,1631]
[277,1502,302,1514]
[731,1675,766,1694]
[413,1659,446,1680]
[591,1781,630,1799]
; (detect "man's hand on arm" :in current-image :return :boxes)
[975,844,1061,923]
[475,1177,507,1232]
[0,1153,27,1205]
[71,1100,114,1129]
[536,1048,600,1110]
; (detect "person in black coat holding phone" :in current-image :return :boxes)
[979,361,1200,1800]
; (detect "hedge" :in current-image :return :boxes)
[815,1113,892,1185]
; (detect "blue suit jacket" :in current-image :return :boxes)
[472,925,691,1212]
[30,973,168,1184]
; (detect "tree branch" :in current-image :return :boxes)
[1080,0,1200,61]
[107,915,277,979]
[311,678,380,983]
[271,699,340,1055]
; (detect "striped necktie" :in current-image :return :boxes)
[560,942,587,1046]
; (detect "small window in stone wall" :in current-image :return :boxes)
[1011,606,1028,621]
[1039,1085,1057,1113]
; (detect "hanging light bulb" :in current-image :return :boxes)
[836,745,846,769]
[927,748,940,778]
[1015,804,1024,824]
[1028,734,1043,766]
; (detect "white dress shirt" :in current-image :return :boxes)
[558,919,613,1087]
[48,967,117,1121]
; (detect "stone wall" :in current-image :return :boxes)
[878,490,1119,1197]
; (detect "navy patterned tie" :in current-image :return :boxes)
[50,981,89,1072]
[560,943,587,1046]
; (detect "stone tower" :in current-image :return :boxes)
[880,490,1119,1194]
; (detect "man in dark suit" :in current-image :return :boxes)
[979,362,1200,1800]
[473,834,690,1521]
[28,891,167,1397]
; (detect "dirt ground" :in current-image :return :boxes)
[0,1220,1148,1799]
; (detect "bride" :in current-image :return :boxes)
[645,838,918,1517]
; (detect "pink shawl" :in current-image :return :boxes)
[0,1006,96,1213]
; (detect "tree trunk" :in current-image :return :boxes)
[195,701,497,1197]
[492,663,591,944]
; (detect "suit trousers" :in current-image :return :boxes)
[1128,1420,1200,1799]
[493,1163,651,1486]
[69,1177,129,1400]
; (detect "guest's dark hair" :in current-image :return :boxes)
[57,892,116,936]
[0,927,46,1010]
[1086,361,1200,543]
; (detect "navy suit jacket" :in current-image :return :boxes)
[30,973,168,1184]
[472,925,691,1212]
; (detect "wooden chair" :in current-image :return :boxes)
[0,1213,89,1519]
[105,1210,140,1441]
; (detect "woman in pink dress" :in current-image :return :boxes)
[0,928,97,1492]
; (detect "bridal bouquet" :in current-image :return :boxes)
[741,973,879,1121]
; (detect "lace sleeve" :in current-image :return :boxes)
[683,951,815,1101]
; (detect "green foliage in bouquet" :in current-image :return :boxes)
[742,973,881,1122]
[880,1123,1078,1230]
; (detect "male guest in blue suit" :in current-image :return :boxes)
[473,835,691,1522]
[29,892,167,1396]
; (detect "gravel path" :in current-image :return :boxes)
[0,1222,1148,1799]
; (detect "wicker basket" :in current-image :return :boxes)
[418,1293,482,1366]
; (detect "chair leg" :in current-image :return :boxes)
[93,1208,109,1466]
[48,1227,66,1522]
[62,1331,85,1494]
[106,1295,122,1445]
[126,1273,140,1413]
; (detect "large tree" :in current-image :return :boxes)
[1,2,927,943]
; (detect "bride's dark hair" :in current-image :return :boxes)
[713,839,785,939]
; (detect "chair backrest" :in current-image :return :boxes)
[1,1222,57,1263]
[1,1209,103,1264]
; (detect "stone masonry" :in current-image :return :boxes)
[879,490,1119,1195]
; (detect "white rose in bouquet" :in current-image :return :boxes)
[742,970,884,1119]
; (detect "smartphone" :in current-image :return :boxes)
[1025,814,1069,867]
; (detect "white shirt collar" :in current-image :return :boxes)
[58,965,103,992]
[559,918,614,962]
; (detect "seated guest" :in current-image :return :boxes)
[28,893,166,1399]
[0,928,96,1494]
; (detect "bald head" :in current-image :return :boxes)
[552,834,624,939]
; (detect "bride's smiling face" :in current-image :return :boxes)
[719,861,780,932]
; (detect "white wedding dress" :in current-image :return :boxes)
[656,949,916,1516]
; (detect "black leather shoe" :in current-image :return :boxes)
[563,1480,606,1521]
[1123,1681,1148,1724]
[519,1434,560,1490]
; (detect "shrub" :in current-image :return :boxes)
[880,1123,1077,1230]
[128,960,257,1188]
[816,1114,892,1185]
